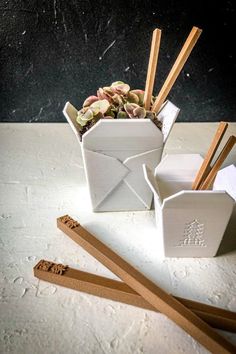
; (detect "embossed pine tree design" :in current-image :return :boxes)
[178,219,206,247]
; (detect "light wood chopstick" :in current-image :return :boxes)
[151,26,202,114]
[199,135,236,190]
[144,28,162,110]
[192,122,228,190]
[57,215,236,353]
[34,260,236,333]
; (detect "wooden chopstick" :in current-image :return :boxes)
[144,28,162,110]
[192,122,228,190]
[178,297,236,333]
[34,260,236,333]
[57,215,236,353]
[199,135,236,190]
[151,26,202,114]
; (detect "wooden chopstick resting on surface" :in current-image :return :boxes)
[34,260,236,333]
[144,28,162,110]
[57,215,236,353]
[151,26,202,114]
[199,135,236,190]
[192,121,228,190]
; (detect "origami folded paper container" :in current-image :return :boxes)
[144,154,234,257]
[63,101,179,211]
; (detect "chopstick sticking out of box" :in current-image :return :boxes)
[199,135,236,190]
[56,215,236,353]
[192,121,228,190]
[151,26,202,114]
[34,259,236,333]
[144,28,162,110]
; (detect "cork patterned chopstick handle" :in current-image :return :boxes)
[34,260,236,333]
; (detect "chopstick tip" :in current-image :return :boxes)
[193,26,203,33]
[220,121,228,125]
[152,28,162,37]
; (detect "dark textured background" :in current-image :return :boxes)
[0,0,235,122]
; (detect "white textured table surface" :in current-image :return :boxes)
[0,123,236,354]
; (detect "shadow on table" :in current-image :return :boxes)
[217,204,236,256]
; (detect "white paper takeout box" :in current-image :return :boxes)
[144,154,234,257]
[63,100,179,211]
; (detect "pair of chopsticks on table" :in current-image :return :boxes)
[192,122,236,190]
[143,26,202,112]
[34,215,236,353]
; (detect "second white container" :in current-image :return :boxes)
[144,154,234,257]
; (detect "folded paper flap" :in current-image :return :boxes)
[143,164,162,203]
[82,119,163,151]
[83,139,162,152]
[157,100,180,144]
[123,148,163,166]
[63,102,81,141]
[93,149,158,162]
[123,149,163,207]
[213,165,236,202]
[163,190,235,210]
[83,148,163,209]
[83,118,162,138]
[83,149,130,209]
[155,154,204,180]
